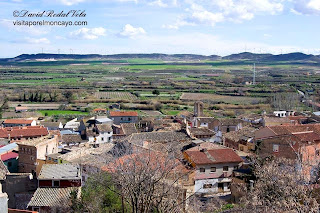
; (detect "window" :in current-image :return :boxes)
[316,150,320,156]
[240,146,244,151]
[210,167,216,173]
[199,168,205,173]
[101,137,104,141]
[223,166,229,171]
[203,184,212,189]
[30,156,34,161]
[273,144,279,153]
[53,180,60,187]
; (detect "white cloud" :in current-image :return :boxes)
[165,0,284,28]
[69,27,106,40]
[119,24,146,38]
[149,0,168,7]
[292,0,320,15]
[0,19,49,36]
[52,0,85,6]
[13,37,50,44]
[162,16,195,29]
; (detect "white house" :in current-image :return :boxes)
[87,124,113,144]
[184,148,243,195]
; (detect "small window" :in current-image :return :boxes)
[240,146,244,151]
[199,168,205,173]
[316,150,320,156]
[203,184,212,189]
[210,167,216,173]
[223,166,228,171]
[101,137,104,141]
[273,144,279,153]
[53,180,60,187]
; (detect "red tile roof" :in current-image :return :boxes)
[3,119,33,124]
[185,148,243,165]
[93,108,107,112]
[0,126,48,138]
[110,111,138,117]
[1,152,18,161]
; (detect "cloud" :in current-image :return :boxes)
[51,0,86,5]
[164,0,284,28]
[292,0,320,15]
[69,27,106,40]
[12,37,50,44]
[149,0,168,7]
[119,24,146,38]
[0,19,49,36]
[162,16,195,29]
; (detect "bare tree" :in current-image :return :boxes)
[103,148,190,213]
[234,157,319,213]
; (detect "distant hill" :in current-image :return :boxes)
[1,52,319,63]
[222,52,272,60]
[2,53,221,62]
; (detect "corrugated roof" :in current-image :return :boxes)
[27,187,79,207]
[110,111,138,117]
[38,164,81,180]
[0,143,18,155]
[1,152,18,161]
[96,117,113,123]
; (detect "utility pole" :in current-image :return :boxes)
[253,63,256,85]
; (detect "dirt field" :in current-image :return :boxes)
[180,93,265,104]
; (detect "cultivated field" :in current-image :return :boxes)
[180,93,266,104]
[94,92,137,100]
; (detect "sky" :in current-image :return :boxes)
[0,0,319,57]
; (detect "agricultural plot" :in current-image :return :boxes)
[180,93,266,104]
[95,92,137,100]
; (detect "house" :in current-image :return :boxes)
[187,127,215,141]
[27,164,81,212]
[262,116,292,127]
[3,119,37,127]
[255,124,320,181]
[92,108,107,114]
[0,143,19,173]
[273,110,295,117]
[0,126,49,142]
[15,106,28,113]
[61,134,86,147]
[224,127,257,152]
[86,123,113,145]
[217,119,243,133]
[109,111,139,125]
[63,118,80,131]
[27,187,80,212]
[17,135,59,176]
[39,121,63,130]
[193,117,217,129]
[183,148,243,195]
[37,164,81,188]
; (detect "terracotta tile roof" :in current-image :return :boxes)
[110,111,138,117]
[185,148,243,165]
[3,119,33,124]
[224,126,257,142]
[189,127,215,136]
[27,187,79,207]
[121,123,138,135]
[196,117,216,123]
[61,134,85,143]
[219,118,242,126]
[128,131,191,144]
[0,126,48,138]
[96,124,113,132]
